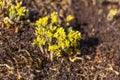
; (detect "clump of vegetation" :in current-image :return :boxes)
[33,12,82,61]
[0,0,29,28]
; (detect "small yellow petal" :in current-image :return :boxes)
[66,15,74,22]
[109,9,117,16]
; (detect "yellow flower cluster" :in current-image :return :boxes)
[48,45,61,57]
[36,16,48,26]
[33,11,82,60]
[46,31,53,38]
[8,0,29,21]
[58,40,70,49]
[54,27,66,40]
[68,30,81,47]
[51,11,58,24]
[0,0,29,28]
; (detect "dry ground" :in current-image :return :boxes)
[0,0,120,80]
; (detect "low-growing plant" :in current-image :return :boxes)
[33,12,82,61]
[0,0,29,28]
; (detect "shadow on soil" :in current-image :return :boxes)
[79,37,99,56]
[71,22,99,56]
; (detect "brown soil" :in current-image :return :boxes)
[0,0,120,80]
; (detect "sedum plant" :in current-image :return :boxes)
[8,0,29,21]
[33,12,82,61]
[0,0,29,28]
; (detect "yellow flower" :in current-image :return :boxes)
[68,30,74,42]
[64,40,70,48]
[42,16,49,26]
[109,9,117,16]
[55,50,61,57]
[74,31,81,40]
[48,45,59,51]
[54,27,66,40]
[40,38,46,45]
[68,30,81,42]
[35,26,43,35]
[46,31,53,38]
[9,6,16,14]
[36,37,46,45]
[68,30,81,47]
[50,25,57,32]
[17,8,25,16]
[58,40,70,49]
[58,41,65,49]
[51,11,58,24]
[66,15,74,22]
[36,16,48,26]
[15,1,22,9]
[36,37,41,43]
